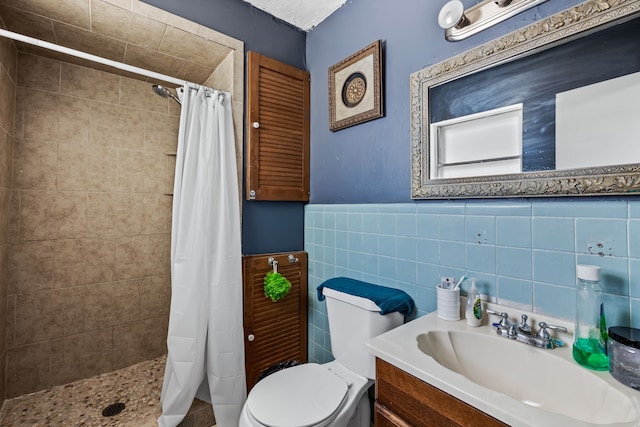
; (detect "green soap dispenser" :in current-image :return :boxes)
[465,278,482,327]
[572,264,609,370]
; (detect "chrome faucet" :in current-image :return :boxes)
[486,309,567,349]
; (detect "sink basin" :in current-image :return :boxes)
[417,330,636,424]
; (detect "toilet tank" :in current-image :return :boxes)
[323,287,404,379]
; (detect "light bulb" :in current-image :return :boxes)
[438,0,466,29]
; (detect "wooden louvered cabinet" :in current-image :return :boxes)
[246,51,310,201]
[242,251,308,390]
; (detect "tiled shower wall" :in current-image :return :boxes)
[306,201,640,363]
[0,36,18,408]
[6,52,179,398]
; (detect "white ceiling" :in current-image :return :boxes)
[243,0,348,31]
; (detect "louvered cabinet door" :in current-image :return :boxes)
[242,252,308,390]
[246,51,310,201]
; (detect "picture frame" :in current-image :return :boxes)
[328,40,383,132]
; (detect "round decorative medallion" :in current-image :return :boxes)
[341,72,367,107]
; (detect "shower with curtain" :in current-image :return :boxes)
[155,82,247,427]
[0,5,246,425]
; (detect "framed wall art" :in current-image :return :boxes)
[328,40,383,132]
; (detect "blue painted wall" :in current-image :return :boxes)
[142,0,307,255]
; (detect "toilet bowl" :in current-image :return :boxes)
[239,361,371,427]
[240,282,410,427]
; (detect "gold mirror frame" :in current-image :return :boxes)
[411,0,640,199]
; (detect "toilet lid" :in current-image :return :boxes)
[247,363,349,427]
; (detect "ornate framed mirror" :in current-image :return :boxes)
[411,0,640,199]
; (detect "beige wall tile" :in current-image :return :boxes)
[141,193,172,234]
[86,192,144,237]
[0,189,8,243]
[91,101,144,149]
[131,1,199,34]
[57,142,118,192]
[177,61,214,86]
[20,191,87,240]
[8,241,53,295]
[0,36,18,84]
[84,280,139,331]
[124,44,185,78]
[104,0,132,9]
[117,150,145,192]
[14,287,84,346]
[204,52,233,94]
[5,295,14,349]
[112,316,166,369]
[144,111,179,154]
[2,0,90,29]
[53,238,115,288]
[54,21,127,63]
[0,62,16,136]
[0,243,7,297]
[0,294,5,354]
[144,152,167,193]
[17,53,60,93]
[0,5,57,44]
[0,131,12,188]
[13,87,24,140]
[163,234,171,276]
[91,0,167,50]
[139,275,169,319]
[5,341,51,398]
[118,150,165,193]
[7,190,19,243]
[165,154,176,195]
[50,329,112,386]
[115,234,164,280]
[160,26,229,69]
[23,90,91,144]
[11,139,58,190]
[60,62,119,104]
[119,76,167,113]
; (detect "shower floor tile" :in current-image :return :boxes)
[0,355,215,427]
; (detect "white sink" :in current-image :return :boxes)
[367,303,640,427]
[417,330,636,425]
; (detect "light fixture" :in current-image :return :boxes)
[438,0,550,41]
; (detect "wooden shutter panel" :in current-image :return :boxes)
[246,52,310,201]
[242,252,308,390]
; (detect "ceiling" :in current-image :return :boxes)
[243,0,348,31]
[0,0,235,86]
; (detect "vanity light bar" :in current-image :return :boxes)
[439,0,551,41]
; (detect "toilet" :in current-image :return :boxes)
[239,286,406,427]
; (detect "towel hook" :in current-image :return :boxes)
[268,256,278,273]
[288,254,299,263]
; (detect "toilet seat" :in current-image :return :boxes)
[247,363,349,427]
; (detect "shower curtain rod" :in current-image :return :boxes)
[0,28,186,87]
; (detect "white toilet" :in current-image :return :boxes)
[239,287,405,427]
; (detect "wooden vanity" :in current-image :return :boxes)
[375,358,507,427]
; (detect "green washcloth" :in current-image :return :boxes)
[264,272,292,302]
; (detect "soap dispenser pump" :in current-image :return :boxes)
[466,278,482,327]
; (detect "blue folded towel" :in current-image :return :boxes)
[317,277,415,316]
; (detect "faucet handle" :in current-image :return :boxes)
[486,309,510,327]
[518,314,532,334]
[537,322,568,340]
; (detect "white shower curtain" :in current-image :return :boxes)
[158,84,246,427]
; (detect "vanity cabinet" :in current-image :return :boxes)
[375,358,508,427]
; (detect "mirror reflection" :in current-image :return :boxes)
[428,16,640,179]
